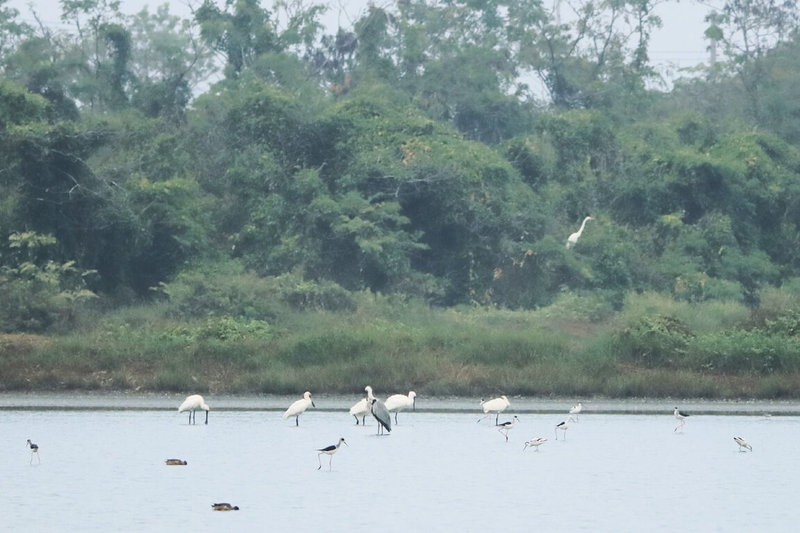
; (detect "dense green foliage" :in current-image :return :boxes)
[3,0,800,396]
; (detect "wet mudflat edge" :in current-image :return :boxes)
[1,391,799,415]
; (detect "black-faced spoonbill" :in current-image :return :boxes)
[570,402,583,421]
[734,436,752,452]
[523,437,547,451]
[165,459,188,465]
[674,407,689,432]
[370,398,392,435]
[498,415,519,441]
[212,503,239,511]
[555,419,569,440]
[317,437,347,470]
[27,439,40,464]
[283,391,315,426]
[349,385,375,425]
[477,395,510,425]
[179,394,210,425]
[384,391,416,424]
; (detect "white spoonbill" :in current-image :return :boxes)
[27,439,40,464]
[477,395,510,425]
[569,402,583,421]
[734,436,752,452]
[370,398,392,435]
[497,415,519,441]
[317,437,348,470]
[349,385,376,425]
[284,391,315,426]
[566,216,593,248]
[674,407,689,432]
[384,391,416,424]
[555,419,569,440]
[523,437,547,451]
[179,394,210,425]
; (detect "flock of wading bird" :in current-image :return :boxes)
[25,390,754,511]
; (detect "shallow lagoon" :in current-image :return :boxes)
[3,394,799,531]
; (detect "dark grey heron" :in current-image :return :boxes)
[317,438,348,470]
[477,395,510,425]
[179,394,210,425]
[370,398,392,435]
[384,391,416,424]
[283,391,315,426]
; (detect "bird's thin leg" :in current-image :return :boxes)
[329,456,333,471]
[205,410,208,425]
[317,453,322,470]
[354,415,359,425]
[394,412,398,424]
[495,413,499,425]
[295,416,299,427]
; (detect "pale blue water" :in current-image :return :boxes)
[1,395,798,532]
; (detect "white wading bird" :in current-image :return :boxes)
[569,402,583,421]
[384,391,416,424]
[179,394,210,425]
[349,385,376,425]
[284,391,316,426]
[477,395,510,425]
[566,216,593,248]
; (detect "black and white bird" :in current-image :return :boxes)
[497,415,519,441]
[674,407,690,432]
[27,439,40,464]
[283,391,315,426]
[370,398,392,435]
[523,437,547,451]
[555,419,569,440]
[179,394,210,425]
[317,438,347,470]
[569,402,583,421]
[477,395,510,425]
[734,436,752,452]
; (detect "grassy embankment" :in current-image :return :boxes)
[3,289,800,398]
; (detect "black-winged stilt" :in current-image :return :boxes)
[555,419,569,440]
[674,407,689,432]
[27,439,40,464]
[317,438,347,470]
[498,415,519,441]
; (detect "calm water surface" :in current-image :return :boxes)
[2,395,799,532]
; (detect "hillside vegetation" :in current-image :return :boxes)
[2,0,800,397]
